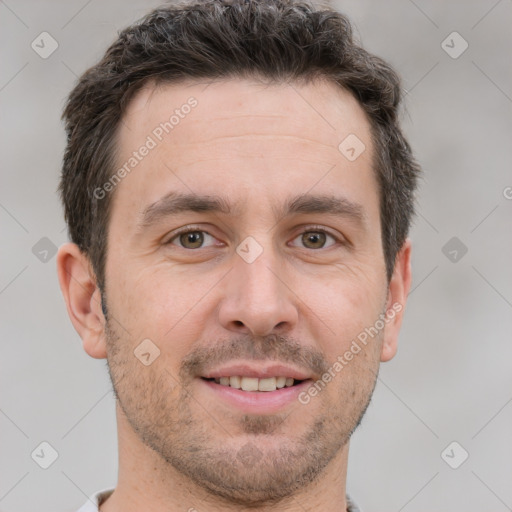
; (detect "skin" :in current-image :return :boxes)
[57,78,411,512]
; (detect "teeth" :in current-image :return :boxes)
[241,377,259,391]
[212,376,297,391]
[258,377,276,391]
[229,376,241,389]
[276,376,286,388]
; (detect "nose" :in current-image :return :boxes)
[217,246,299,337]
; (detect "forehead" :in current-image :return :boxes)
[122,77,372,153]
[111,78,377,226]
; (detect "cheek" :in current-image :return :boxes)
[109,265,218,357]
[295,267,386,354]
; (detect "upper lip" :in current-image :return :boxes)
[201,363,312,380]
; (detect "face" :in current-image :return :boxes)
[101,78,396,505]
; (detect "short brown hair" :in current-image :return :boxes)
[60,0,420,291]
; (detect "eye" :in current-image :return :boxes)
[290,229,338,249]
[166,227,340,250]
[167,229,218,249]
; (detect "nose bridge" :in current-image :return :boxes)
[236,245,281,302]
[218,235,298,335]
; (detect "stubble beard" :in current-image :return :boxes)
[103,317,379,507]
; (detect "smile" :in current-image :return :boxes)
[203,376,302,392]
[199,377,313,414]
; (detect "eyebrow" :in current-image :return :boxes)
[137,191,365,231]
[276,193,365,225]
[138,192,235,231]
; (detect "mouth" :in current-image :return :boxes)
[198,363,315,413]
[201,376,305,392]
[199,371,313,414]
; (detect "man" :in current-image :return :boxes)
[57,0,419,510]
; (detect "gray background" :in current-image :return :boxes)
[1,1,511,511]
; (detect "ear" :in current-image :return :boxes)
[56,243,107,359]
[380,238,412,362]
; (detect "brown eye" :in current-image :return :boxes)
[168,230,217,249]
[179,231,204,249]
[290,229,338,250]
[301,231,327,249]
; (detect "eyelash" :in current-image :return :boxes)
[166,225,342,249]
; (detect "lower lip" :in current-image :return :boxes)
[200,378,312,414]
